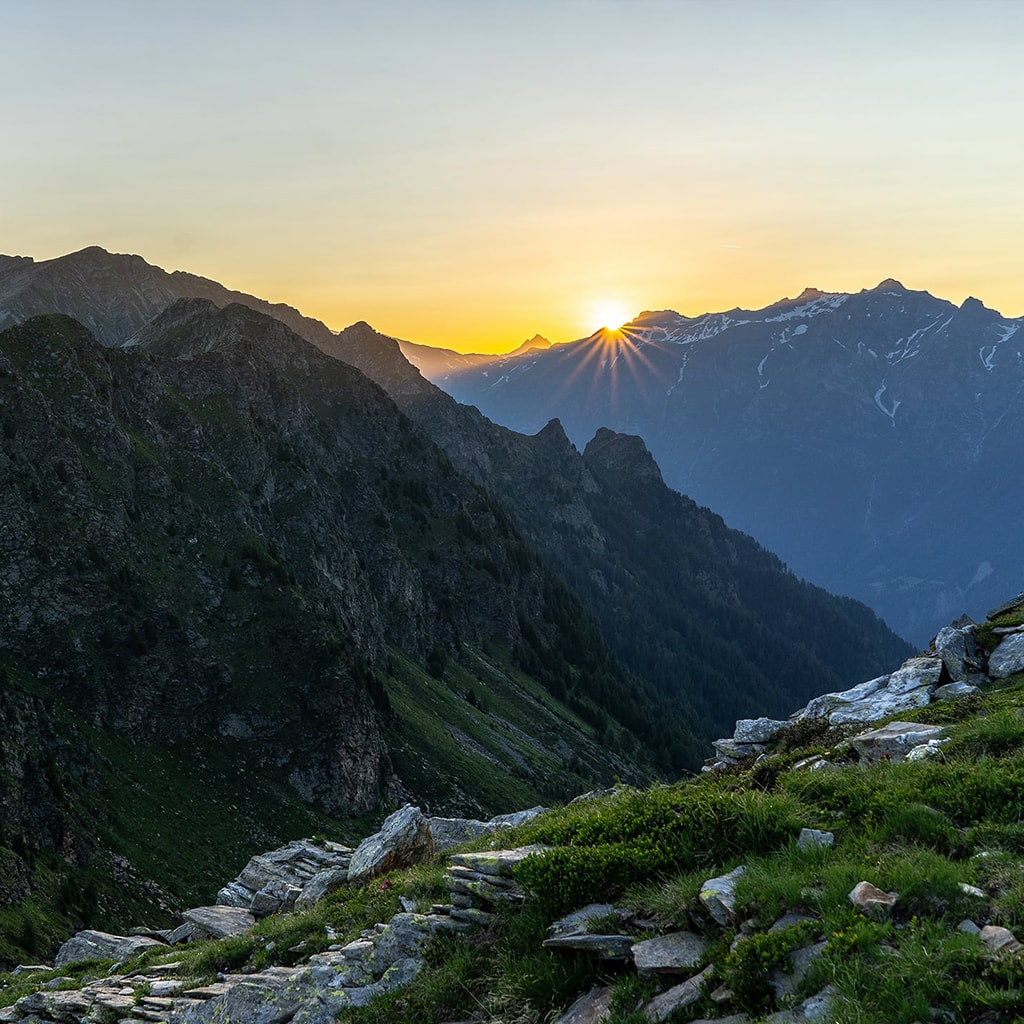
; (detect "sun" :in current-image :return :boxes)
[587,300,633,334]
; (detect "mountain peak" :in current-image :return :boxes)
[507,334,551,357]
[795,287,825,301]
[873,278,906,292]
[583,428,664,488]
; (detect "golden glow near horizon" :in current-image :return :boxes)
[3,2,1023,355]
[587,300,634,335]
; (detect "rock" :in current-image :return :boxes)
[713,738,765,760]
[547,903,620,938]
[488,806,547,828]
[933,625,980,681]
[934,681,980,701]
[552,986,613,1024]
[764,985,837,1022]
[347,804,435,884]
[986,593,1024,620]
[989,633,1024,679]
[980,924,1022,954]
[700,866,745,926]
[183,905,256,940]
[543,933,636,959]
[54,929,166,968]
[770,912,818,932]
[448,844,549,877]
[768,940,827,1000]
[792,755,833,772]
[294,865,350,909]
[427,817,492,851]
[797,828,833,850]
[850,721,946,763]
[959,919,981,934]
[642,965,714,1021]
[959,883,986,898]
[798,674,888,721]
[631,931,706,975]
[848,881,897,920]
[733,718,790,744]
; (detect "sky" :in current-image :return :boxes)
[3,0,1023,352]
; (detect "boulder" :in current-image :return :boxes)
[542,933,635,959]
[848,881,897,920]
[933,681,980,701]
[183,906,256,940]
[547,904,620,938]
[488,806,547,828]
[427,817,491,851]
[989,633,1024,679]
[934,625,980,681]
[768,940,827,1000]
[643,965,713,1021]
[733,718,789,744]
[54,929,166,968]
[797,828,833,850]
[448,844,549,877]
[347,805,435,884]
[631,931,706,975]
[294,865,351,910]
[700,866,745,926]
[986,593,1024,620]
[552,986,613,1024]
[980,924,1022,954]
[850,721,946,763]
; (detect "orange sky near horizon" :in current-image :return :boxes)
[4,1,1022,354]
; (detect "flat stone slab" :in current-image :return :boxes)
[54,929,166,968]
[848,881,897,920]
[700,865,745,926]
[643,965,713,1021]
[542,933,636,960]
[551,985,613,1024]
[447,844,550,876]
[183,905,256,940]
[631,931,706,975]
[547,903,620,938]
[850,721,946,763]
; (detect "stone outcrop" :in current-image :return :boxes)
[216,838,353,917]
[347,804,435,884]
[54,930,166,969]
[849,721,947,763]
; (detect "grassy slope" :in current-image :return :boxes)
[9,668,1024,1021]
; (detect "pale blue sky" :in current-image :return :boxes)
[3,0,1022,349]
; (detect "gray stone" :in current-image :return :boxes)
[348,804,435,884]
[643,965,714,1021]
[989,633,1024,679]
[934,680,980,701]
[768,940,827,1000]
[427,817,491,851]
[770,912,818,932]
[54,929,165,968]
[799,674,888,721]
[986,593,1024,620]
[733,717,789,744]
[848,881,897,919]
[183,905,256,940]
[543,933,635,960]
[552,986,613,1024]
[850,721,946,763]
[797,828,833,850]
[764,985,837,1022]
[295,865,351,910]
[700,865,745,926]
[934,625,979,681]
[980,924,1022,954]
[959,919,981,935]
[488,806,547,828]
[547,903,619,938]
[906,739,948,761]
[631,931,705,975]
[713,738,764,760]
[448,844,549,877]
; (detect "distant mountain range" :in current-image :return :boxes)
[417,282,1024,644]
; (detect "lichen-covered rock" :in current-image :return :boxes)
[631,931,706,975]
[934,624,980,681]
[850,721,946,763]
[347,805,435,884]
[183,905,256,940]
[54,929,165,968]
[848,881,897,920]
[733,718,789,744]
[989,633,1024,679]
[552,986,613,1024]
[642,965,713,1021]
[700,866,745,926]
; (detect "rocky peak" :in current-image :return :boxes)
[582,428,664,489]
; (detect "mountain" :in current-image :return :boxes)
[428,282,1024,644]
[397,332,551,380]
